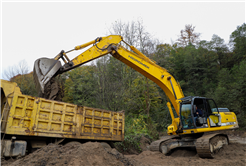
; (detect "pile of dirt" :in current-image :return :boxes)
[169,147,197,157]
[2,134,246,166]
[218,130,246,138]
[139,135,151,152]
[125,132,246,166]
[126,143,246,166]
[3,142,133,166]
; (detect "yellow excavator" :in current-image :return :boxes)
[33,35,239,158]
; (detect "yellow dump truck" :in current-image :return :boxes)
[1,79,124,157]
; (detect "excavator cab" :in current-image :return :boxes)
[180,96,213,130]
[179,96,236,131]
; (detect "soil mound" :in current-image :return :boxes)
[125,143,246,166]
[2,134,246,166]
[139,135,151,152]
[5,142,133,166]
[214,143,246,159]
[169,147,197,157]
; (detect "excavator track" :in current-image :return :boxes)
[195,133,228,158]
[150,133,229,158]
[149,135,178,152]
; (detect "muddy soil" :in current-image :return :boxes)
[127,143,246,166]
[2,131,246,166]
[126,130,246,166]
[1,142,132,166]
[39,77,64,101]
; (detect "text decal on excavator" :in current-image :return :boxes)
[128,55,149,69]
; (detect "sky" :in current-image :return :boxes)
[1,1,245,79]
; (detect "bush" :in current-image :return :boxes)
[115,114,158,154]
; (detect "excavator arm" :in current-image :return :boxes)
[34,35,184,117]
[33,36,123,95]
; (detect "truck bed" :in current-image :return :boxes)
[1,80,124,142]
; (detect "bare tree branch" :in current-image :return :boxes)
[177,24,201,47]
[3,60,30,80]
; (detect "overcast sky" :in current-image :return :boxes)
[1,1,245,79]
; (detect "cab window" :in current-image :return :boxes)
[180,103,195,129]
[207,99,218,114]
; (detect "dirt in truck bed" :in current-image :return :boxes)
[39,77,64,101]
[1,130,246,166]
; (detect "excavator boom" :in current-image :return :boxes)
[33,35,184,115]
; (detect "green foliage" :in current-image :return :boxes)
[63,66,97,107]
[114,115,146,154]
[124,74,162,115]
[152,43,172,66]
[115,134,142,153]
[125,114,149,135]
[164,44,219,97]
[115,114,158,154]
[97,56,135,111]
[149,106,172,132]
[10,72,38,96]
[230,23,246,63]
[213,60,246,129]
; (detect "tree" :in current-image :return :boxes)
[230,23,246,64]
[213,60,246,129]
[198,35,232,69]
[94,56,129,111]
[152,43,172,67]
[3,60,29,80]
[177,24,201,47]
[164,40,220,97]
[106,19,160,113]
[3,60,37,96]
[124,74,161,115]
[108,18,158,56]
[63,65,97,107]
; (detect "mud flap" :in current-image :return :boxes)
[1,140,27,157]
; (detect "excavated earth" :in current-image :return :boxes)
[2,131,246,166]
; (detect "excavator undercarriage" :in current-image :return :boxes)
[149,132,229,158]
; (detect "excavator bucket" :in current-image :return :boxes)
[33,58,62,94]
